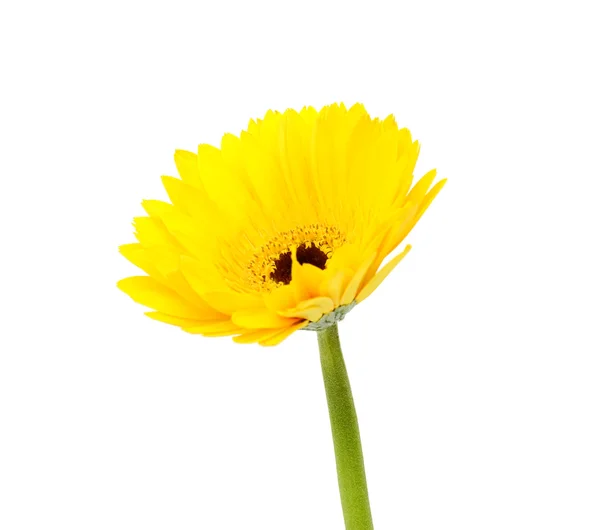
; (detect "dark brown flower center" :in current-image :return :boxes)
[270,243,328,285]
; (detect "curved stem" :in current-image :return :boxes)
[318,324,374,530]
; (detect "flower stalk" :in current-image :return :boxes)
[318,324,374,530]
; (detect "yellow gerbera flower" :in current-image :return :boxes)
[118,103,445,346]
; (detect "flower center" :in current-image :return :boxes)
[270,243,329,285]
[246,224,346,292]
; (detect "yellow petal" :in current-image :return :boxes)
[320,269,354,307]
[201,328,246,337]
[356,245,412,303]
[162,269,224,315]
[145,311,212,328]
[201,291,264,315]
[278,110,315,216]
[240,130,281,214]
[232,309,299,329]
[161,176,216,221]
[180,255,228,295]
[278,297,334,321]
[263,284,298,313]
[197,144,256,222]
[281,306,323,322]
[142,199,173,218]
[232,321,307,345]
[120,245,221,315]
[133,216,180,248]
[402,169,437,207]
[340,252,377,305]
[259,321,308,346]
[376,178,445,269]
[184,320,242,335]
[232,328,278,344]
[366,202,419,280]
[118,276,208,319]
[174,149,202,188]
[291,256,326,300]
[415,178,447,224]
[326,242,369,277]
[119,243,158,276]
[294,297,335,312]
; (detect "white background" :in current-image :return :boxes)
[1,1,599,529]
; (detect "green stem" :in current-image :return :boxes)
[318,324,374,530]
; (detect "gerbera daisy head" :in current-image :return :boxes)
[118,103,445,345]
